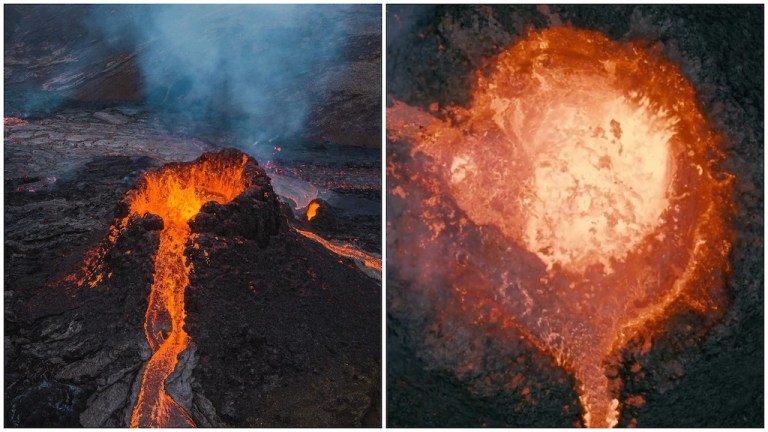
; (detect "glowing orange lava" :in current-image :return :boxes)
[294,227,382,273]
[306,201,320,221]
[124,153,249,428]
[388,27,734,427]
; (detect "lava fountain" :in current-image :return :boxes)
[388,27,734,427]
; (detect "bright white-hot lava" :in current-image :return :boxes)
[515,93,674,273]
[429,48,679,275]
[388,27,734,428]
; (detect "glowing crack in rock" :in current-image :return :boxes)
[294,227,382,278]
[388,27,734,427]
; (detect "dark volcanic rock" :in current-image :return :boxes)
[184,165,381,426]
[306,198,338,229]
[4,155,161,428]
[185,150,287,248]
[387,296,583,428]
[191,190,284,247]
[8,381,87,427]
[293,198,380,255]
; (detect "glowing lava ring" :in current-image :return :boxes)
[388,27,734,427]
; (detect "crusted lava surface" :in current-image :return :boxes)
[5,157,162,426]
[387,4,763,428]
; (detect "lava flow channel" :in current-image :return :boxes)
[124,153,249,427]
[388,27,734,427]
[294,227,382,273]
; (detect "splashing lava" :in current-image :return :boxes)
[388,27,734,427]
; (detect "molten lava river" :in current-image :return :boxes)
[388,27,734,427]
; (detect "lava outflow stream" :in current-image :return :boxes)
[57,150,279,427]
[294,227,382,272]
[388,27,734,427]
[130,223,195,428]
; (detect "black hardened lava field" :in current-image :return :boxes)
[386,4,763,428]
[5,5,381,427]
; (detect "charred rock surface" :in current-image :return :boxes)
[6,200,161,427]
[185,210,381,426]
[387,4,763,427]
[187,153,286,248]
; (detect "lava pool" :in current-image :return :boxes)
[388,24,737,427]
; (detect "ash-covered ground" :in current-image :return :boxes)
[5,4,381,428]
[387,5,763,427]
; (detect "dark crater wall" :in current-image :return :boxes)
[185,227,381,427]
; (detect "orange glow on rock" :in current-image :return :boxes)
[125,152,249,428]
[306,201,320,221]
[4,116,29,127]
[294,227,382,273]
[388,27,734,427]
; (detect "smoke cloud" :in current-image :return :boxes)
[91,5,357,139]
[6,4,379,150]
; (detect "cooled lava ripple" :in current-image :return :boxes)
[388,27,734,427]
